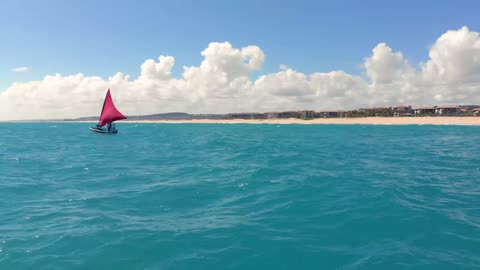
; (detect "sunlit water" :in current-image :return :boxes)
[1,123,479,269]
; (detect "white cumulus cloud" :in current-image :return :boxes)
[2,27,480,120]
[364,43,413,85]
[421,26,480,83]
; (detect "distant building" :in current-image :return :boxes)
[392,105,413,117]
[472,108,480,116]
[265,112,279,119]
[315,110,344,118]
[278,111,300,118]
[435,106,461,116]
[413,107,436,115]
[299,110,315,119]
[218,104,470,120]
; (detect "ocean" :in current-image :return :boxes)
[1,123,479,269]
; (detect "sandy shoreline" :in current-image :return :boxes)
[117,117,480,125]
[3,117,480,125]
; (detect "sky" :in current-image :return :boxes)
[1,0,480,120]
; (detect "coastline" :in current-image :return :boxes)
[117,117,480,125]
[3,117,480,125]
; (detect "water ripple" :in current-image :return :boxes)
[0,123,479,269]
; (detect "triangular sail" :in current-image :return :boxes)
[98,89,126,126]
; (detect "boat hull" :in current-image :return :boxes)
[89,127,118,134]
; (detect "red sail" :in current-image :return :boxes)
[98,89,126,126]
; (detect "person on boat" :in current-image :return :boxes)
[107,123,112,132]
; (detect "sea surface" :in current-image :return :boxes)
[1,123,479,269]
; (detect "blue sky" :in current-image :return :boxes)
[1,0,479,91]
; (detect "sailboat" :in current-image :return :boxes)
[89,89,126,134]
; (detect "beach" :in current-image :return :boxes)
[117,117,480,125]
[4,117,480,125]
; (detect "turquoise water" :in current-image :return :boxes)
[1,123,479,269]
